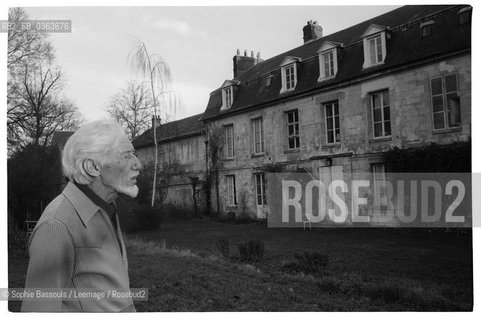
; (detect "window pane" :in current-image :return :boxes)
[295,137,300,148]
[372,94,380,109]
[383,107,390,121]
[287,112,293,123]
[384,121,391,136]
[288,125,294,136]
[327,118,333,130]
[334,116,340,129]
[335,130,340,142]
[325,105,332,117]
[369,39,376,64]
[374,123,383,137]
[334,103,339,115]
[433,113,445,129]
[288,138,295,149]
[445,75,457,93]
[431,78,443,95]
[432,96,444,112]
[447,96,461,127]
[327,131,334,143]
[373,108,382,122]
[382,91,390,106]
[376,37,383,62]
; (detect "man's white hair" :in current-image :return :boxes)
[62,119,127,185]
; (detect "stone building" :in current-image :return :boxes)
[199,5,471,219]
[133,114,207,212]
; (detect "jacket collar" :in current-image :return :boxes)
[62,181,101,227]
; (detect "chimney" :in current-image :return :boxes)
[152,115,161,128]
[233,49,262,78]
[303,20,323,43]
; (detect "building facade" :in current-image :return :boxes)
[198,5,471,219]
[133,114,207,212]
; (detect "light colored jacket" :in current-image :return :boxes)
[21,182,135,312]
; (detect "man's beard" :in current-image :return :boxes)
[115,183,139,198]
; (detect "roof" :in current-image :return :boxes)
[50,130,75,148]
[133,113,205,149]
[201,5,471,121]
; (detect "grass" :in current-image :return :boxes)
[8,218,473,311]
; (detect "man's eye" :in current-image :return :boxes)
[125,152,137,159]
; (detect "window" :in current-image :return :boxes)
[266,75,273,87]
[458,7,472,26]
[280,57,299,93]
[254,173,267,205]
[421,25,431,37]
[221,86,233,109]
[224,124,234,158]
[286,110,300,149]
[285,64,296,90]
[324,101,340,144]
[420,20,434,38]
[371,90,391,138]
[430,74,461,130]
[281,64,297,93]
[317,43,341,81]
[226,175,237,206]
[251,117,264,154]
[323,51,335,78]
[368,35,383,65]
[362,25,387,69]
[372,164,387,207]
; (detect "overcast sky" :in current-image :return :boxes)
[23,6,400,122]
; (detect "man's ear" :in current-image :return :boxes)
[82,159,101,177]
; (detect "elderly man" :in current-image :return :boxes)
[21,120,142,312]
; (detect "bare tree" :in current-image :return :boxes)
[7,7,80,153]
[128,40,182,207]
[107,80,152,139]
[7,62,82,150]
[8,7,54,71]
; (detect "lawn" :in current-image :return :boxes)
[8,218,473,311]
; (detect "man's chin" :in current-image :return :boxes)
[116,185,139,198]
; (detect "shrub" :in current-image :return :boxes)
[238,240,264,262]
[160,203,195,221]
[384,140,471,173]
[363,281,402,303]
[117,197,162,233]
[294,251,328,275]
[8,144,64,228]
[215,237,230,258]
[133,204,162,232]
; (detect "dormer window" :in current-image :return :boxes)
[458,6,472,26]
[266,75,273,87]
[317,41,342,82]
[323,51,335,77]
[285,64,296,89]
[220,80,239,110]
[362,24,388,69]
[223,86,233,109]
[280,56,300,94]
[420,20,434,38]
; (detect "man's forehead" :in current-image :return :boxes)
[118,141,134,152]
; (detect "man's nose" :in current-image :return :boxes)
[133,155,142,171]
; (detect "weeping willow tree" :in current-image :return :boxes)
[129,40,182,206]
